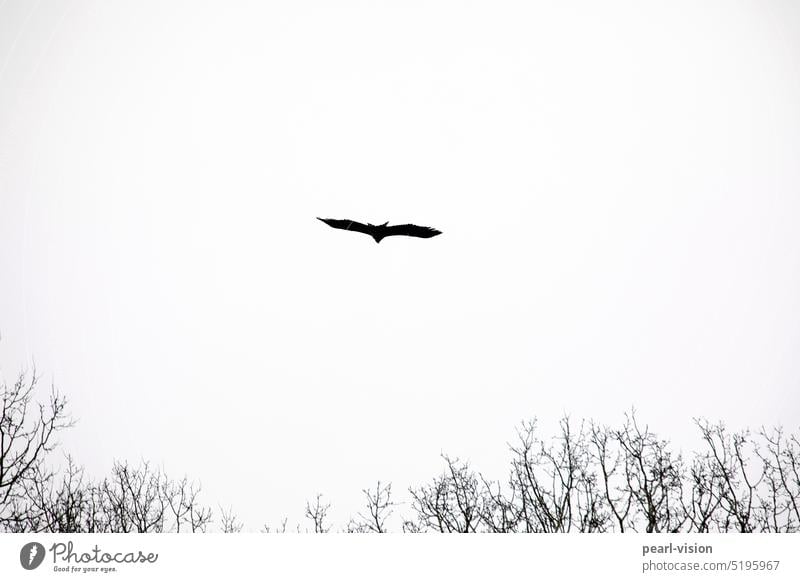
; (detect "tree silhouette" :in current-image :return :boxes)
[0,368,71,530]
[346,481,394,533]
[2,365,798,533]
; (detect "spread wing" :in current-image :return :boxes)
[383,223,442,239]
[317,217,373,236]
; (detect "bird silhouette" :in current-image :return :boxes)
[317,217,442,243]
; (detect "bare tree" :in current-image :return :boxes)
[615,412,685,532]
[590,422,633,532]
[347,481,394,533]
[0,363,228,533]
[695,419,764,532]
[478,474,520,533]
[3,454,86,532]
[219,505,244,533]
[392,415,799,534]
[756,427,800,532]
[4,363,799,534]
[508,417,607,532]
[305,494,331,533]
[3,457,216,533]
[162,474,214,533]
[679,451,723,533]
[0,369,71,530]
[406,455,486,532]
[261,517,289,533]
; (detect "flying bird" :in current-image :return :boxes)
[317,217,442,243]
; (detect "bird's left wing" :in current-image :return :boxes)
[316,217,372,236]
[383,223,442,239]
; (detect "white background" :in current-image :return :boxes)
[1,533,798,581]
[1,0,799,529]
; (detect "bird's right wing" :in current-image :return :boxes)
[383,223,442,239]
[316,217,372,236]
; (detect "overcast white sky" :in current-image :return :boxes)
[1,0,799,528]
